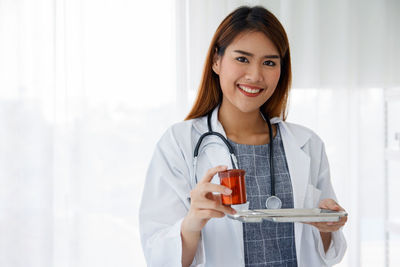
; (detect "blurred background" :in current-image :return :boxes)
[0,0,399,266]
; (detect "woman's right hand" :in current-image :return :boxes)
[181,165,237,234]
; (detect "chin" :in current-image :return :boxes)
[234,103,262,114]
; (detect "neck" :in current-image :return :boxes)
[218,100,267,137]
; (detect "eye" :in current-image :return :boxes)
[263,60,276,66]
[236,57,249,63]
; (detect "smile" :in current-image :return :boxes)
[237,84,264,97]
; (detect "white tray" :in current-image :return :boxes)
[227,208,348,223]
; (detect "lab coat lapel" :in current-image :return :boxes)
[202,106,235,171]
[193,106,234,181]
[275,119,311,263]
[277,122,310,208]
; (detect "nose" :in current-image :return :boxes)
[244,63,263,82]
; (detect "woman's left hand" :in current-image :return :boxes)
[306,198,348,232]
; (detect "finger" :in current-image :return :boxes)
[328,216,347,226]
[326,222,344,227]
[307,222,344,232]
[201,183,232,196]
[199,165,228,184]
[320,227,341,233]
[196,209,225,219]
[319,198,340,210]
[322,220,345,226]
[306,222,332,229]
[322,201,346,212]
[195,199,236,215]
[327,220,346,227]
[204,199,237,215]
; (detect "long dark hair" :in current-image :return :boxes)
[185,6,291,120]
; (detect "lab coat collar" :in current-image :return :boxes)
[193,105,312,149]
[192,105,226,138]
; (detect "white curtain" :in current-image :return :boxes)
[0,0,176,266]
[176,0,400,267]
[1,0,399,266]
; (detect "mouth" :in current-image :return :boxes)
[237,84,264,97]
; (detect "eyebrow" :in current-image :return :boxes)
[233,49,280,59]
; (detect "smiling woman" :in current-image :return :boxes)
[139,6,347,267]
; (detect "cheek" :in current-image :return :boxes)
[271,69,281,84]
[219,65,244,88]
[263,70,281,92]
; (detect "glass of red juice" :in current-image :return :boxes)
[218,169,247,205]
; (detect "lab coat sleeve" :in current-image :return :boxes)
[139,126,204,267]
[313,141,347,266]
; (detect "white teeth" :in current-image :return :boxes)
[238,85,261,94]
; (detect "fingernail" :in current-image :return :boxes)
[224,188,232,194]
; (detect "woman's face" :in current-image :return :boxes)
[213,31,281,114]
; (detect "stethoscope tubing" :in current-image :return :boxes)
[192,109,275,197]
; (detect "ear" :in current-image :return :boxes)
[212,48,221,75]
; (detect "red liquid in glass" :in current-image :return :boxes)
[218,169,247,205]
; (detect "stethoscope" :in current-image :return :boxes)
[193,110,282,209]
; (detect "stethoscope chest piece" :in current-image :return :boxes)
[265,195,282,209]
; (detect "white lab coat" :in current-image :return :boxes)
[139,106,346,267]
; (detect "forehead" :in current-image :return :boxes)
[226,31,279,55]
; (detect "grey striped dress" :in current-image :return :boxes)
[227,125,298,267]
